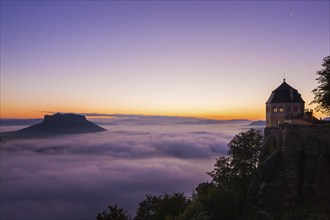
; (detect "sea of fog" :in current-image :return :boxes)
[0,115,264,220]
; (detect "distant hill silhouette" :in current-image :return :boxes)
[16,113,106,135]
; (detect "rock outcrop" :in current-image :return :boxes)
[16,113,106,134]
[247,124,330,219]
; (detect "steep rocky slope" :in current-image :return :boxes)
[247,124,330,219]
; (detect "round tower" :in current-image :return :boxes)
[266,79,305,127]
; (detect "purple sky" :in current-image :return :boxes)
[0,1,329,118]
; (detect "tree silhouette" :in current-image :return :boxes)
[311,56,330,116]
[178,182,241,220]
[135,193,188,220]
[96,204,131,220]
[181,128,264,220]
[208,128,263,195]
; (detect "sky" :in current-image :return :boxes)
[0,117,255,220]
[1,0,329,119]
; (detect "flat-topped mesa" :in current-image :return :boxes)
[17,113,106,134]
[43,113,87,124]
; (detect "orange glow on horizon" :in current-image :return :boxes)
[2,102,327,120]
[2,108,328,121]
[0,106,266,120]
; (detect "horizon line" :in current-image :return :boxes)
[0,112,265,121]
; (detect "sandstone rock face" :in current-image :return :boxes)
[248,124,330,219]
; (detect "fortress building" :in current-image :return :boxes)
[246,79,330,219]
[266,79,306,127]
[245,80,330,219]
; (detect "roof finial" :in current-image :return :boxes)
[283,73,286,82]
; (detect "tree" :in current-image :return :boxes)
[206,156,232,189]
[96,204,131,220]
[134,193,188,220]
[191,129,263,219]
[134,195,159,220]
[311,56,330,115]
[182,182,241,220]
[227,128,263,195]
[208,128,263,195]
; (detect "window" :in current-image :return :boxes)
[293,106,298,112]
[287,106,291,112]
[279,106,284,112]
[273,107,278,112]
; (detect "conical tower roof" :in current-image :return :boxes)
[266,80,305,104]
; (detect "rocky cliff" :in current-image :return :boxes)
[247,124,330,219]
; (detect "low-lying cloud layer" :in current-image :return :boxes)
[1,116,260,220]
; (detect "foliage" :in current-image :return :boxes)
[177,198,212,220]
[274,204,328,220]
[190,182,242,220]
[178,129,263,220]
[311,56,330,115]
[208,128,263,195]
[134,193,188,220]
[207,156,232,188]
[96,204,131,220]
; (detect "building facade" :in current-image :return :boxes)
[266,79,305,127]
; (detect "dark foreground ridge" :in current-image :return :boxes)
[16,113,106,135]
[246,124,330,219]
